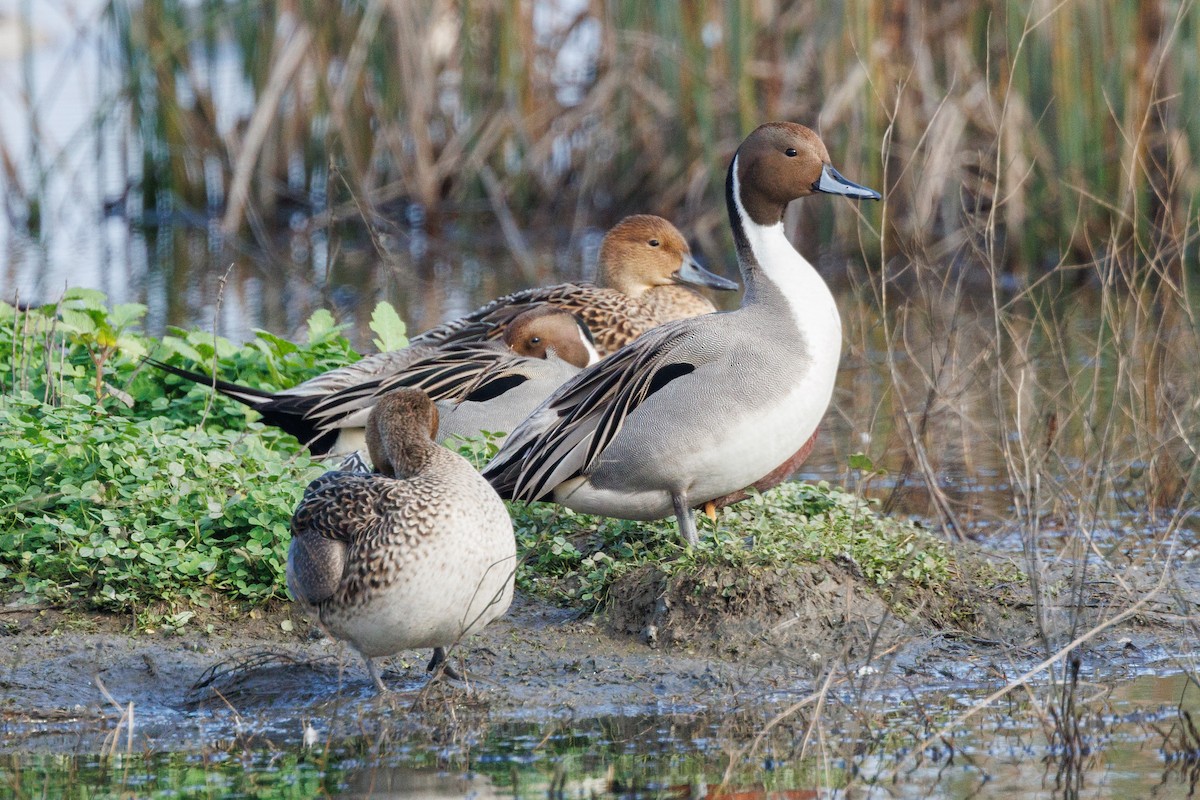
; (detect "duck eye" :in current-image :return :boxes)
[785,147,797,157]
[648,239,660,247]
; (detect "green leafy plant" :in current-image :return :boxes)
[52,288,148,401]
[147,308,362,430]
[507,480,951,610]
[0,291,381,619]
[369,301,408,352]
[0,390,324,611]
[449,430,505,470]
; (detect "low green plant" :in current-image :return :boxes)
[1,289,951,626]
[449,430,505,470]
[1,290,370,433]
[51,288,148,400]
[507,480,951,610]
[0,390,324,610]
[144,307,368,431]
[0,291,378,617]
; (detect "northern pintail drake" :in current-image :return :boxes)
[150,307,598,456]
[287,389,516,691]
[482,122,879,545]
[410,215,739,357]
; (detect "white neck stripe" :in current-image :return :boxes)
[728,154,842,356]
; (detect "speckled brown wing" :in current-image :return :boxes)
[580,300,654,356]
[330,478,440,611]
[289,471,383,606]
[408,285,586,348]
[409,283,656,358]
[291,470,443,612]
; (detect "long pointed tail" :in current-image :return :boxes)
[145,358,275,408]
[146,359,338,454]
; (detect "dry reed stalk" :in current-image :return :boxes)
[479,164,538,280]
[327,2,383,185]
[222,20,313,235]
[81,0,1192,273]
[896,571,1169,776]
[870,89,967,537]
[94,674,135,758]
[0,136,25,216]
[823,1,1198,656]
[719,668,833,787]
[386,1,443,210]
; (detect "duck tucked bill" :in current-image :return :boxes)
[287,388,516,692]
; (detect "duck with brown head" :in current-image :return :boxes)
[148,306,598,458]
[593,214,735,324]
[411,214,739,357]
[287,388,516,692]
[483,122,879,546]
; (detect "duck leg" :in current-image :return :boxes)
[672,491,699,547]
[364,656,389,693]
[426,647,464,681]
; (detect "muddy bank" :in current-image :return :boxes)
[1,547,1194,754]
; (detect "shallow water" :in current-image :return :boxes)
[3,670,1197,798]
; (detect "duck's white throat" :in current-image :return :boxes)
[731,164,843,350]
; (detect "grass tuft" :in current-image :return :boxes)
[508,481,951,611]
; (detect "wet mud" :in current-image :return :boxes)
[1,547,1195,754]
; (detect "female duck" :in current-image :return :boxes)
[483,123,879,546]
[410,214,738,357]
[151,307,597,456]
[287,388,516,691]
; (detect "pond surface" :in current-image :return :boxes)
[3,670,1197,799]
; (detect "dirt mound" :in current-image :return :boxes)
[606,556,989,661]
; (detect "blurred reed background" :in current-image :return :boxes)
[2,0,1197,535]
[97,1,1200,265]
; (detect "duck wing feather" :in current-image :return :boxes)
[482,319,713,501]
[410,283,651,356]
[302,344,531,431]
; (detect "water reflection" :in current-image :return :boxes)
[0,0,623,348]
[3,674,1198,799]
[340,766,499,800]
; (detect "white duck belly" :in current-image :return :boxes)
[554,344,839,520]
[326,547,515,657]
